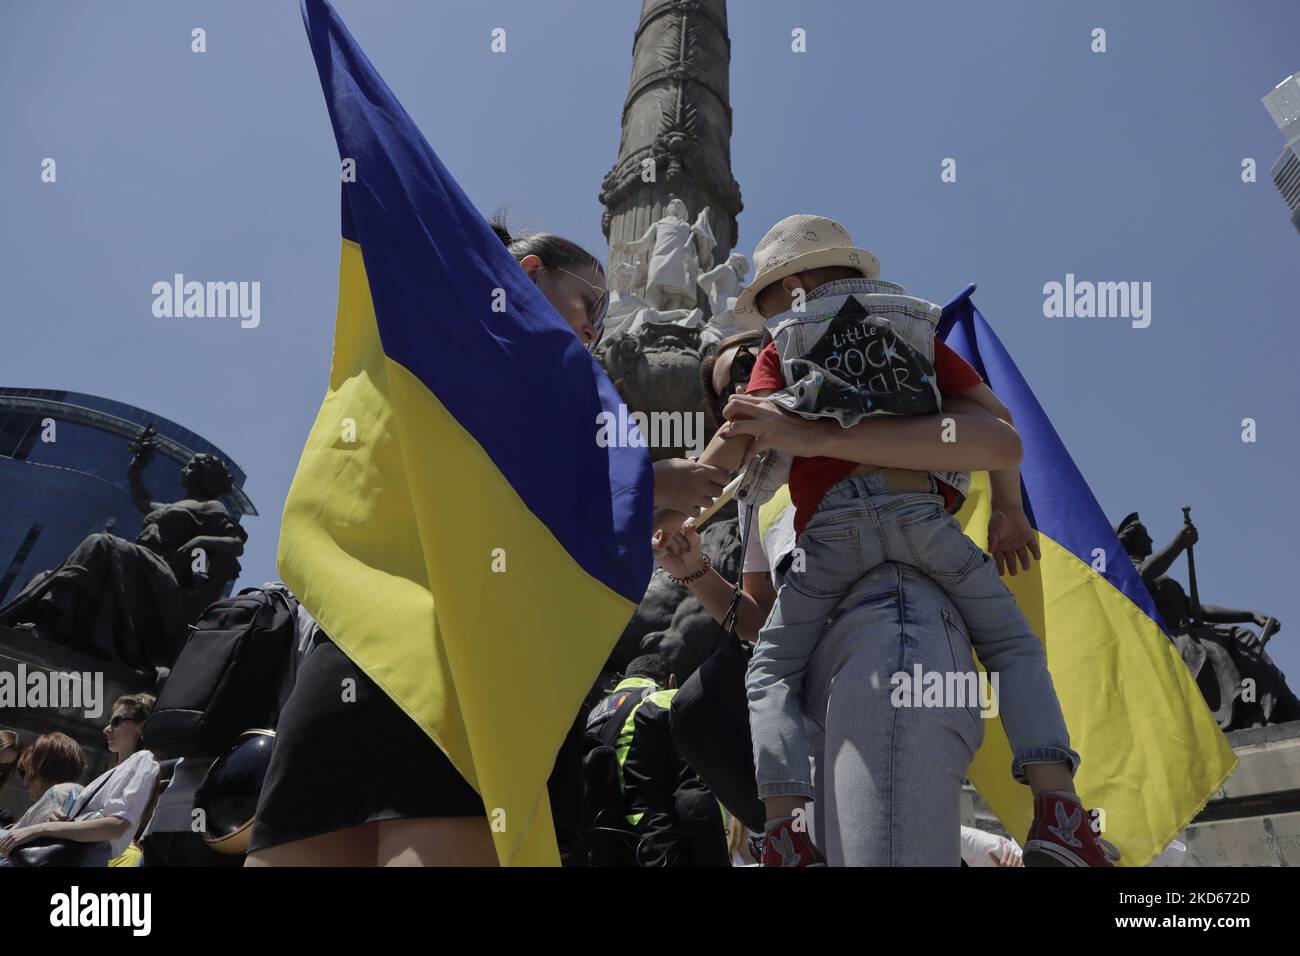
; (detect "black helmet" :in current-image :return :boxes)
[194,729,275,855]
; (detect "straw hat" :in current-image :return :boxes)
[732,214,879,328]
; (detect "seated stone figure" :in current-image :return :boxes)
[0,437,247,677]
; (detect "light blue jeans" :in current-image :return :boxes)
[803,563,980,865]
[747,473,1077,803]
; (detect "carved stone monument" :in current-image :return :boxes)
[597,0,745,436]
[598,0,746,674]
[599,0,741,287]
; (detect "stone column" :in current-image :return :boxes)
[599,0,743,283]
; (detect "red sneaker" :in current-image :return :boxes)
[760,818,826,867]
[1023,793,1118,867]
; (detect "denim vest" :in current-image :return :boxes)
[761,278,970,508]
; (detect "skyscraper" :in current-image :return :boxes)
[1263,70,1300,234]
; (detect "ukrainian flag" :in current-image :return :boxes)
[279,0,653,865]
[937,285,1236,866]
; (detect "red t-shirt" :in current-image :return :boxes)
[746,338,984,535]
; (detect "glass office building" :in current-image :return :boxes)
[0,388,256,605]
[1264,71,1300,234]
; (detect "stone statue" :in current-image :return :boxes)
[0,427,248,678]
[698,251,748,317]
[1118,511,1299,729]
[697,251,750,344]
[598,199,719,462]
[612,199,716,313]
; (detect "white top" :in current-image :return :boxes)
[70,750,160,859]
[740,500,798,589]
[10,782,82,830]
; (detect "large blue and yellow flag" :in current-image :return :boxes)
[280,0,653,865]
[936,285,1236,865]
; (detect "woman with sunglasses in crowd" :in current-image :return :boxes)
[246,219,729,868]
[700,330,766,428]
[0,694,158,867]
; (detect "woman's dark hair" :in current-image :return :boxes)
[184,453,234,499]
[490,214,603,277]
[700,329,766,423]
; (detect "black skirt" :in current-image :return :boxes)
[248,636,484,852]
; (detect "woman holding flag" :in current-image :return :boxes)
[248,220,727,868]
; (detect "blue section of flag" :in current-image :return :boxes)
[937,286,1166,632]
[301,0,653,603]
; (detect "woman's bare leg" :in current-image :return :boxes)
[243,821,380,867]
[377,817,497,867]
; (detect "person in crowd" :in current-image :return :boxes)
[0,444,247,676]
[585,654,728,867]
[3,733,85,831]
[658,502,996,865]
[655,214,1106,867]
[0,730,18,794]
[0,694,160,867]
[139,757,242,867]
[699,329,765,427]
[247,219,728,867]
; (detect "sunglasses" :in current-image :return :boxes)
[107,714,140,730]
[728,347,758,392]
[545,266,609,353]
[713,346,760,420]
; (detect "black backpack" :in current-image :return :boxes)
[145,587,299,758]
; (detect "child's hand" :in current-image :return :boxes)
[988,506,1040,577]
[652,522,707,582]
[651,507,689,541]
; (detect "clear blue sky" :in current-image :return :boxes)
[3,1,1299,680]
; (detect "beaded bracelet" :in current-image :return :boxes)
[669,552,711,585]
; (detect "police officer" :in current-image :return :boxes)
[584,654,728,866]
